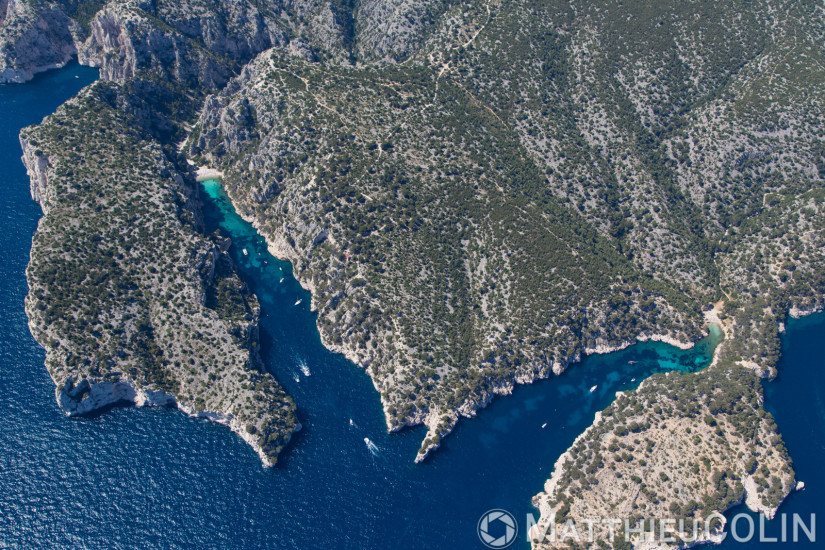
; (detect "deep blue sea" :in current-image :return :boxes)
[0,65,822,549]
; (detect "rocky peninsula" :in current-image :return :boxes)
[21,83,300,464]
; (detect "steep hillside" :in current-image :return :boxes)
[188,0,825,468]
[188,46,704,461]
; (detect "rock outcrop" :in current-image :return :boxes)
[20,136,51,208]
[76,1,287,88]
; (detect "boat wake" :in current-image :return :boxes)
[297,358,310,377]
[364,438,379,456]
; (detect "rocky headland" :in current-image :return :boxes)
[21,83,301,464]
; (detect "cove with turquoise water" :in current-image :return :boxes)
[0,66,821,549]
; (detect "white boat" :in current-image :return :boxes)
[242,248,248,256]
[294,299,302,306]
[364,437,379,455]
[279,277,284,283]
[541,423,547,428]
[349,419,354,427]
[298,359,310,377]
[589,385,597,393]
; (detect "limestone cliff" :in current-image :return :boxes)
[0,0,78,83]
[1,0,438,85]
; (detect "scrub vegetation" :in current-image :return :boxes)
[3,0,824,523]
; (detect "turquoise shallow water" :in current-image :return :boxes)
[0,66,820,549]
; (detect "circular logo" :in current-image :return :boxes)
[478,509,518,548]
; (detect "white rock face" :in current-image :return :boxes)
[743,476,780,520]
[20,137,52,212]
[57,377,175,416]
[56,375,285,466]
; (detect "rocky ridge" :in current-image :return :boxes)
[185,0,825,471]
[21,82,300,465]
